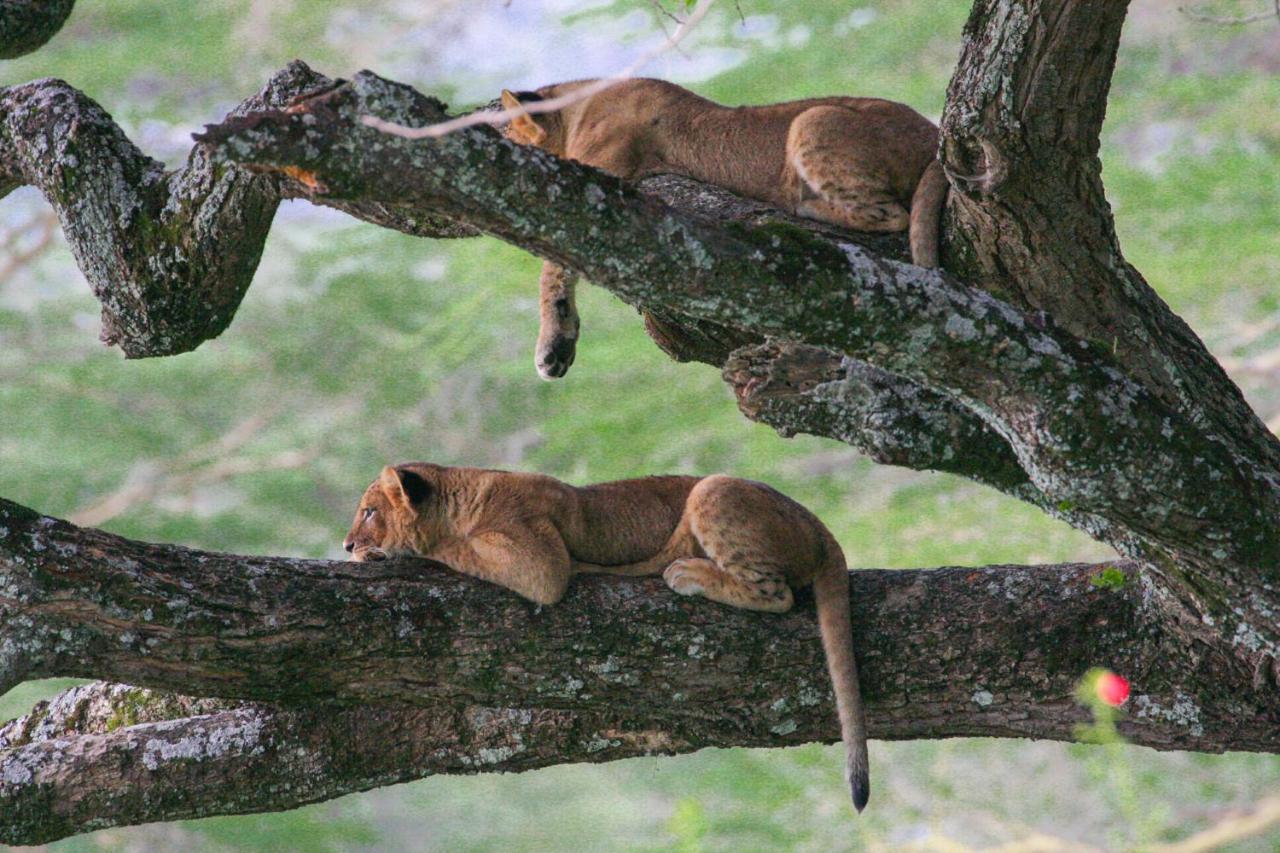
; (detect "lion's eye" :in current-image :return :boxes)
[362,507,375,521]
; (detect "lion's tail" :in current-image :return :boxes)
[813,538,869,811]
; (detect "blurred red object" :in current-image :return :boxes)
[1096,671,1130,706]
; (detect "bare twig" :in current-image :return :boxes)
[1157,793,1280,852]
[68,414,315,527]
[1217,344,1280,374]
[1178,1,1280,24]
[360,0,717,140]
[649,0,684,29]
[646,1,693,58]
[0,210,57,281]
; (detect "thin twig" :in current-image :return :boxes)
[1155,793,1280,852]
[647,0,692,58]
[360,0,717,140]
[649,0,684,28]
[0,211,57,281]
[69,414,315,527]
[1178,1,1279,24]
[1217,343,1280,374]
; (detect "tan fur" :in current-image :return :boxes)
[500,78,946,379]
[343,462,871,810]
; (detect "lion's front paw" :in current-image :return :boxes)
[536,333,578,380]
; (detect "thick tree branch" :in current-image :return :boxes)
[5,57,1278,648]
[194,71,1280,591]
[0,683,660,845]
[940,0,1280,474]
[5,498,1275,748]
[0,65,984,501]
[0,0,75,58]
[0,64,475,359]
[2,498,1276,843]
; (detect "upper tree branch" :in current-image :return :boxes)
[0,65,1005,508]
[0,0,75,58]
[941,0,1280,472]
[194,71,1280,588]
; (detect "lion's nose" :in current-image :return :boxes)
[343,538,355,553]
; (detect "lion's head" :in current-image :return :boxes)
[343,464,435,561]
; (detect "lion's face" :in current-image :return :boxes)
[343,465,433,561]
[499,88,566,156]
[343,480,396,561]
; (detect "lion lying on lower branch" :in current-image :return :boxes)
[343,462,870,810]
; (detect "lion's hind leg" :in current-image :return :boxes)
[786,106,910,233]
[660,474,809,614]
[663,556,794,613]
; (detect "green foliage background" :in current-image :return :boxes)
[1,0,1278,849]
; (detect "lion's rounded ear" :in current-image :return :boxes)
[500,89,523,110]
[379,465,432,511]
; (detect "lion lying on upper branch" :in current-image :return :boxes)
[498,78,945,379]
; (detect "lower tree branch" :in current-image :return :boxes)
[2,492,1277,842]
[0,683,647,845]
[2,496,1276,741]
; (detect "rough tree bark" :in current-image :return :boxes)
[0,0,75,58]
[2,0,1278,844]
[1,501,1262,844]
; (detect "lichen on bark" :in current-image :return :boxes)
[2,0,1280,843]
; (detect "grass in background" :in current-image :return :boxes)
[1,0,1278,849]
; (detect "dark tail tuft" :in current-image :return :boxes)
[849,753,870,812]
[813,539,870,813]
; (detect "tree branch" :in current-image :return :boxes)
[2,497,1275,749]
[0,0,75,58]
[0,683,657,846]
[3,497,1276,843]
[0,65,983,499]
[722,340,1144,557]
[0,63,473,359]
[940,0,1280,475]
[193,70,1280,589]
[6,57,1278,647]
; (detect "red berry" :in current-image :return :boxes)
[1096,672,1130,706]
